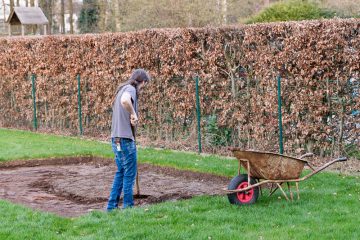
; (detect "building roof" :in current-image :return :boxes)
[7,7,49,25]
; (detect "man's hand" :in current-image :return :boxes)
[130,113,138,127]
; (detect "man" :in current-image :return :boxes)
[107,69,150,211]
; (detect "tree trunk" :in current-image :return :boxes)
[39,0,53,34]
[113,0,121,32]
[2,0,6,22]
[25,0,28,7]
[222,0,227,24]
[49,0,53,34]
[98,0,107,32]
[10,0,14,12]
[39,0,46,34]
[60,0,65,34]
[16,0,20,7]
[69,0,74,34]
[216,0,221,24]
[30,0,36,34]
[217,0,227,25]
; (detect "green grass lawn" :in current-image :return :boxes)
[0,128,237,176]
[0,128,359,240]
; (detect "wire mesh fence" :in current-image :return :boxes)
[0,72,358,156]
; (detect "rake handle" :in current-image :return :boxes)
[131,125,140,196]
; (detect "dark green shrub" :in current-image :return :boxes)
[205,115,233,146]
[247,0,336,24]
[78,0,100,33]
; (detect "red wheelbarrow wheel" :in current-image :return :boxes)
[227,174,259,205]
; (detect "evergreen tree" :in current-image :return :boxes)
[78,0,100,33]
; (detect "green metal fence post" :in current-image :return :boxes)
[277,75,284,154]
[31,74,37,130]
[195,75,202,154]
[77,74,83,135]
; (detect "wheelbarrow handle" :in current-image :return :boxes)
[301,156,348,181]
[335,157,348,162]
[299,153,314,159]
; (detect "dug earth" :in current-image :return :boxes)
[0,157,229,217]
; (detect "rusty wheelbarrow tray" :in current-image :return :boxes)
[226,148,347,205]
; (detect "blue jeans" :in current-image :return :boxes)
[107,138,137,210]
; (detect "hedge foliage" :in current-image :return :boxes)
[0,18,359,155]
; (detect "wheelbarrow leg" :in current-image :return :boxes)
[295,182,300,200]
[269,183,280,197]
[269,183,274,196]
[259,180,263,196]
[287,182,294,201]
[246,160,251,185]
[277,183,289,201]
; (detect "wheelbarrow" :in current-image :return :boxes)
[226,148,347,205]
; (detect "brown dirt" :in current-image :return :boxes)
[0,157,229,218]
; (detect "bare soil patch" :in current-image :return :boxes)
[0,157,229,217]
